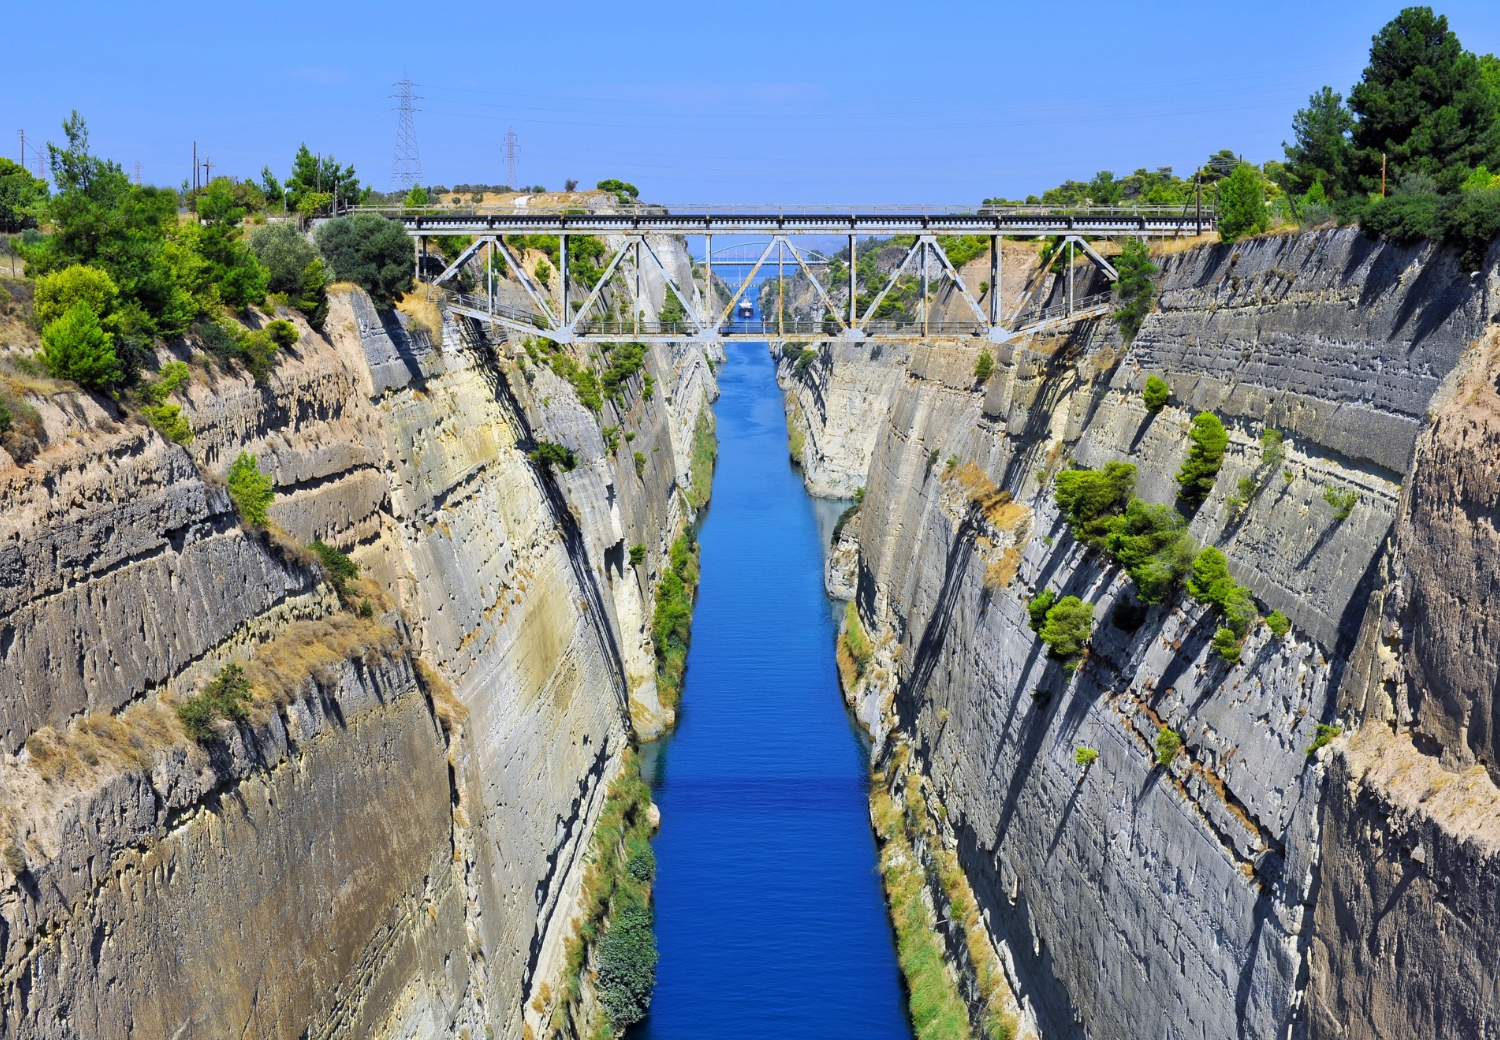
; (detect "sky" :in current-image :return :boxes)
[8,1,1500,204]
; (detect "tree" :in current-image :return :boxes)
[1112,238,1158,343]
[1176,412,1228,506]
[195,178,269,308]
[1218,164,1269,243]
[1142,375,1170,412]
[41,301,121,391]
[250,222,329,327]
[403,185,430,207]
[1087,170,1124,205]
[314,213,415,306]
[226,452,275,526]
[34,264,119,327]
[1283,87,1355,197]
[29,113,203,338]
[1347,7,1500,195]
[0,158,47,232]
[283,144,359,215]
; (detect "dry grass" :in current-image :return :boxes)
[417,657,468,736]
[242,614,401,705]
[949,462,1028,529]
[984,547,1022,592]
[395,290,443,338]
[23,698,184,785]
[1150,233,1218,257]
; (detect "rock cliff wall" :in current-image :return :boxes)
[0,274,715,1039]
[786,227,1499,1038]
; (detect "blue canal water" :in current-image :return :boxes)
[631,338,911,1040]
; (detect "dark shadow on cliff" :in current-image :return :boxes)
[899,517,979,721]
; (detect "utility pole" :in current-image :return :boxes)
[1381,153,1387,197]
[1195,172,1202,235]
[391,70,423,191]
[192,141,197,192]
[18,130,23,166]
[505,127,518,190]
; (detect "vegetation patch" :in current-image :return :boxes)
[652,532,701,710]
[226,452,275,526]
[837,600,874,690]
[870,747,1018,1040]
[549,749,657,1037]
[1037,595,1094,670]
[529,441,577,472]
[1155,726,1184,767]
[1322,485,1359,520]
[1141,374,1170,412]
[1176,411,1228,507]
[1113,238,1159,343]
[177,663,253,741]
[1306,723,1343,755]
[683,407,717,510]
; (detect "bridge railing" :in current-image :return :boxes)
[355,202,1216,220]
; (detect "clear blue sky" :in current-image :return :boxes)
[8,1,1500,203]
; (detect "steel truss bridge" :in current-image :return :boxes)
[383,204,1216,346]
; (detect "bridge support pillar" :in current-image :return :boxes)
[848,234,856,329]
[989,235,1000,325]
[559,234,568,328]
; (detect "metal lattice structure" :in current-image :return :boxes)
[387,203,1215,346]
[390,71,422,191]
[504,128,518,192]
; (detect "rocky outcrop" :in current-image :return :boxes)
[803,227,1498,1039]
[0,270,715,1039]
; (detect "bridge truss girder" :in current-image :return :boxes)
[426,228,1120,347]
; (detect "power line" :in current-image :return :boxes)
[391,69,422,190]
[504,126,518,189]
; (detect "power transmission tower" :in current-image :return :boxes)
[391,70,422,190]
[505,126,518,190]
[134,162,142,184]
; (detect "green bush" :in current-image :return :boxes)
[1266,609,1291,638]
[314,213,415,306]
[634,449,647,478]
[529,441,576,472]
[1142,375,1170,412]
[595,901,658,1028]
[974,349,994,382]
[226,452,275,526]
[1210,626,1243,663]
[1188,547,1257,635]
[629,544,647,567]
[652,533,700,708]
[1103,499,1196,604]
[1306,723,1343,755]
[250,222,329,328]
[1074,746,1098,768]
[1323,485,1358,520]
[1176,412,1228,506]
[1113,238,1159,343]
[1039,595,1093,667]
[1442,186,1500,271]
[832,503,858,544]
[142,403,193,444]
[34,264,118,328]
[1154,726,1183,767]
[596,178,640,200]
[1260,428,1285,467]
[41,301,121,391]
[1027,588,1057,632]
[178,663,253,742]
[601,341,647,403]
[310,540,359,597]
[1054,461,1136,549]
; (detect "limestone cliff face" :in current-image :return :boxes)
[1308,321,1500,1040]
[794,227,1497,1039]
[0,280,715,1039]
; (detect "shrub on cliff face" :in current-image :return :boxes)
[1039,595,1093,669]
[310,540,359,597]
[1054,461,1136,549]
[177,663,253,741]
[974,348,994,382]
[1155,726,1183,767]
[1189,547,1257,635]
[226,452,275,526]
[528,441,576,472]
[1217,164,1269,243]
[1210,626,1243,663]
[1103,500,1196,604]
[652,533,700,708]
[1176,411,1228,506]
[1142,375,1170,412]
[1027,588,1057,632]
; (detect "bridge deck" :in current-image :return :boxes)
[376,204,1214,238]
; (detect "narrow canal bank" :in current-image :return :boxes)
[631,340,911,1040]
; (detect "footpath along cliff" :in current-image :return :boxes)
[785,226,1500,1039]
[0,236,715,1037]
